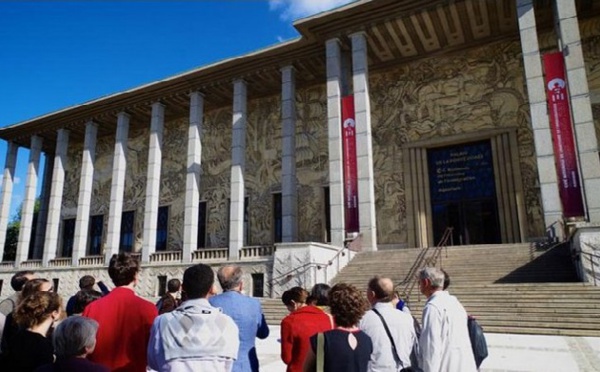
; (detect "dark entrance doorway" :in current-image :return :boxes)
[428,140,500,245]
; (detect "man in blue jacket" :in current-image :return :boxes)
[209,265,269,372]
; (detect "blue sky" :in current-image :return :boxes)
[0,0,355,220]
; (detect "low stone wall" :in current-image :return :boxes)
[571,224,600,286]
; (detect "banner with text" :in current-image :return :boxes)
[341,95,359,233]
[543,51,585,219]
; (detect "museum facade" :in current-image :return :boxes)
[0,0,599,298]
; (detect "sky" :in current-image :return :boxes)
[0,0,356,220]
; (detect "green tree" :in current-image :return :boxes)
[3,198,41,262]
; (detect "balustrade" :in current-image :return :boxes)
[48,258,72,267]
[79,256,105,267]
[150,251,182,263]
[192,248,228,261]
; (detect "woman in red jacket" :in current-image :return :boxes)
[280,287,334,372]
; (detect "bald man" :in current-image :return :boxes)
[359,276,419,372]
[209,265,269,372]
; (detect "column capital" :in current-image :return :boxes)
[189,90,205,98]
[326,38,342,47]
[348,31,368,40]
[152,101,166,110]
[117,111,131,119]
[280,65,296,74]
[233,78,247,86]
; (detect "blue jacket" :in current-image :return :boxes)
[210,291,269,372]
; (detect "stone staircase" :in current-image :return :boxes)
[261,243,600,337]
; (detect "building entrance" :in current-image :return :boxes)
[428,140,501,245]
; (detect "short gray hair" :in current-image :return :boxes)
[53,316,99,358]
[217,265,243,291]
[419,267,445,289]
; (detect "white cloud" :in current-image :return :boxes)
[269,0,357,20]
[13,176,20,185]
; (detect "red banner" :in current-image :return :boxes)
[543,52,585,219]
[341,95,359,232]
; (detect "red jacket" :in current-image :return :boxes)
[83,287,157,372]
[280,305,334,372]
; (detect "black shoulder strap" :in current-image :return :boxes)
[372,308,403,368]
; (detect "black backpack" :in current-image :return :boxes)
[467,315,488,368]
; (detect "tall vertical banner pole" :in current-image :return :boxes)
[542,51,585,219]
[341,95,359,233]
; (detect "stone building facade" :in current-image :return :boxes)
[1,0,600,298]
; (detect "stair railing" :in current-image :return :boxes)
[398,226,453,307]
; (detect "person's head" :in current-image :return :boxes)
[442,269,450,290]
[79,275,95,290]
[281,287,308,313]
[108,253,140,287]
[182,264,216,300]
[217,265,243,292]
[13,291,62,329]
[366,276,394,305]
[53,316,99,359]
[308,283,331,306]
[167,278,181,294]
[72,289,102,315]
[20,278,53,303]
[419,267,445,298]
[11,270,35,291]
[328,283,369,328]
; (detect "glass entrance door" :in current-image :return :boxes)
[428,140,500,246]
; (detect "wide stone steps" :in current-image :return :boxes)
[260,243,600,336]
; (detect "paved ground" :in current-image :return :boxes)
[256,326,600,372]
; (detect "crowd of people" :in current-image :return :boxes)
[0,252,480,372]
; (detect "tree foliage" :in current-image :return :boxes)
[2,198,41,262]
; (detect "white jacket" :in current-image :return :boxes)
[419,291,477,372]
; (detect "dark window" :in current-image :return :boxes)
[28,211,39,260]
[0,279,3,296]
[324,187,331,243]
[273,193,282,243]
[120,211,135,252]
[251,273,264,298]
[157,275,167,297]
[89,215,104,256]
[156,206,169,251]
[61,218,76,257]
[198,201,207,248]
[52,278,59,293]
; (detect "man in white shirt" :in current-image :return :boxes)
[147,264,239,372]
[359,276,419,371]
[419,267,477,372]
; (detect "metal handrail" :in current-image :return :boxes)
[399,227,454,306]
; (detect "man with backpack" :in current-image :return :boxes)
[418,267,477,372]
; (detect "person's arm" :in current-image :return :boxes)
[97,281,110,296]
[147,319,162,371]
[280,318,293,365]
[256,304,270,339]
[420,305,442,372]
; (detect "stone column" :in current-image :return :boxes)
[42,129,69,266]
[32,155,53,260]
[142,102,165,263]
[72,122,98,265]
[553,0,600,222]
[229,80,247,261]
[281,66,298,242]
[183,92,203,263]
[16,135,43,265]
[350,32,378,251]
[326,38,346,248]
[0,142,18,261]
[517,0,563,228]
[105,112,130,262]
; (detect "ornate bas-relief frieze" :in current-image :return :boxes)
[370,39,544,242]
[62,143,83,218]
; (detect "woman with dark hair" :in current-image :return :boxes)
[4,291,62,371]
[71,289,102,316]
[280,287,334,372]
[307,283,331,308]
[303,283,373,372]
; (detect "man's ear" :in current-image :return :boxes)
[209,284,218,296]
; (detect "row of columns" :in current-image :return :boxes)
[517,0,600,228]
[0,32,379,266]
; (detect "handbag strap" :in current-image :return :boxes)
[372,308,403,368]
[316,332,325,372]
